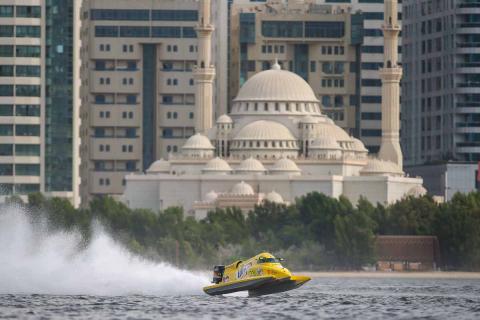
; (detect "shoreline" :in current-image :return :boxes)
[299,271,480,279]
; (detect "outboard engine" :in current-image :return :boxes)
[212,265,225,284]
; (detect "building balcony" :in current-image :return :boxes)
[457,82,480,88]
[458,2,480,8]
[457,42,480,48]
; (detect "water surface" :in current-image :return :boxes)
[1,277,479,319]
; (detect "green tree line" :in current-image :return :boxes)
[3,191,480,271]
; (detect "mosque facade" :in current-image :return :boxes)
[123,0,425,218]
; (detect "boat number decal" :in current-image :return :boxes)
[236,263,252,279]
[248,268,263,276]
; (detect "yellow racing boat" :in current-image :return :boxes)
[203,252,310,297]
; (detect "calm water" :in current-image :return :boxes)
[1,277,479,320]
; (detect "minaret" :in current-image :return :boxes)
[378,0,403,168]
[193,0,216,134]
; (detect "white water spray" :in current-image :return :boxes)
[0,207,209,296]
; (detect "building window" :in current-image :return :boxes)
[16,144,40,156]
[16,85,41,97]
[0,125,14,136]
[15,125,40,136]
[15,104,40,117]
[15,45,41,57]
[0,6,14,17]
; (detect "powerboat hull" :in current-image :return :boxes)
[203,275,310,297]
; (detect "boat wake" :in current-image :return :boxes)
[0,206,209,296]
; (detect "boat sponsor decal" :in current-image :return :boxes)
[236,262,252,279]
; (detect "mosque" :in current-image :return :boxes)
[123,0,425,219]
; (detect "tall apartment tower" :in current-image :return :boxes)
[230,0,401,153]
[194,0,216,133]
[402,0,480,164]
[79,0,227,204]
[0,1,80,205]
[378,0,403,168]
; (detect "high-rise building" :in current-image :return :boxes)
[79,0,227,204]
[0,1,80,205]
[402,0,480,164]
[230,0,401,153]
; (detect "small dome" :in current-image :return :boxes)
[270,157,301,173]
[313,122,351,142]
[236,157,266,173]
[361,158,403,176]
[264,190,284,204]
[310,137,341,150]
[216,114,233,124]
[352,138,368,153]
[182,133,215,150]
[230,181,255,195]
[406,185,427,197]
[204,190,219,202]
[234,64,319,103]
[146,159,170,173]
[203,157,232,173]
[234,120,296,141]
[301,115,318,124]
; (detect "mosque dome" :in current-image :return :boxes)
[202,157,232,174]
[230,181,255,195]
[264,190,284,204]
[146,159,170,173]
[230,121,299,159]
[300,115,319,124]
[236,157,266,173]
[352,137,369,153]
[312,122,351,142]
[406,185,427,197]
[310,137,342,150]
[270,157,301,175]
[360,158,403,176]
[182,133,215,158]
[233,63,319,103]
[182,133,215,150]
[204,190,219,203]
[234,120,296,141]
[216,114,233,124]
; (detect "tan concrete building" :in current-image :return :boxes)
[0,0,80,206]
[79,0,229,204]
[229,0,363,137]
